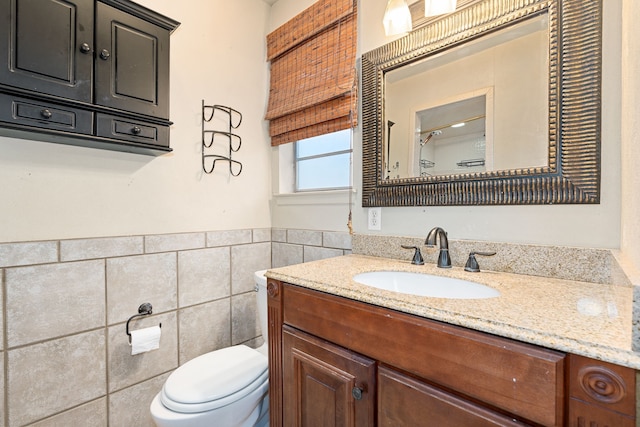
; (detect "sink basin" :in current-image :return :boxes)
[353,271,500,299]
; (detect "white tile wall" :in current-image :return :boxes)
[0,353,5,425]
[106,253,178,324]
[60,236,143,261]
[7,330,106,426]
[206,229,252,247]
[0,227,351,426]
[287,229,323,246]
[145,233,205,254]
[6,260,105,347]
[0,242,58,268]
[271,228,352,267]
[29,399,108,427]
[232,242,271,294]
[179,300,231,363]
[109,374,168,427]
[272,242,303,267]
[178,247,230,307]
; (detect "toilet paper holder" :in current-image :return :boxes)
[126,303,162,343]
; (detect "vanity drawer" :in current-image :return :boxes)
[282,284,565,426]
[0,93,92,134]
[96,113,169,147]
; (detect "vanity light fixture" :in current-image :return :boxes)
[383,0,412,36]
[425,0,457,17]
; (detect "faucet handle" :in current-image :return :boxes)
[464,251,496,272]
[401,245,424,265]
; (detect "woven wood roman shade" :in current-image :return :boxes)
[265,0,357,146]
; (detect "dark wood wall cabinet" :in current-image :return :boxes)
[267,281,637,427]
[0,0,179,155]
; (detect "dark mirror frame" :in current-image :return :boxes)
[361,0,601,206]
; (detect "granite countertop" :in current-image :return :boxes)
[266,254,640,369]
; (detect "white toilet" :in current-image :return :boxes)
[150,270,270,427]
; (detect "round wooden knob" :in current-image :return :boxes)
[267,281,279,298]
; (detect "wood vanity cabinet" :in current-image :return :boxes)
[267,280,637,426]
[0,0,179,154]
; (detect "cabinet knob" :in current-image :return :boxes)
[352,386,363,400]
[99,49,111,60]
[79,43,91,54]
[131,126,142,135]
[40,109,52,119]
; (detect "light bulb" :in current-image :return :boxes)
[383,0,412,36]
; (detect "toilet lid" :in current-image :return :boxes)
[162,345,268,412]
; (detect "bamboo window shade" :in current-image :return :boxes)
[265,0,357,146]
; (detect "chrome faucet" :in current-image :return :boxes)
[425,227,451,268]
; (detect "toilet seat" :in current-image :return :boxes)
[160,345,268,414]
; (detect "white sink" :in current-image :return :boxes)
[353,271,500,299]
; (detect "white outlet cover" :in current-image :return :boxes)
[368,207,382,230]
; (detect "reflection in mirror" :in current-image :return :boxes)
[416,94,489,177]
[384,13,549,180]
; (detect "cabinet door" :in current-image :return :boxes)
[0,0,93,102]
[95,2,169,119]
[378,366,531,427]
[282,326,375,427]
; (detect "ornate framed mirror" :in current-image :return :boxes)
[361,0,601,206]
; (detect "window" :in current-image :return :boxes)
[295,129,352,191]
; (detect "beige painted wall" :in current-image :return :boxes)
[621,0,640,272]
[0,0,273,243]
[271,0,625,249]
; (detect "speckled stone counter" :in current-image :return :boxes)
[266,254,640,369]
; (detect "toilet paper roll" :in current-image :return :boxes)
[130,325,161,355]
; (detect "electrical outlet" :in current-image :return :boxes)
[368,207,382,230]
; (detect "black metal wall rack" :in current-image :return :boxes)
[202,101,243,176]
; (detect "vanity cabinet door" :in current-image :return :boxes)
[378,366,531,427]
[282,326,375,427]
[0,0,94,102]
